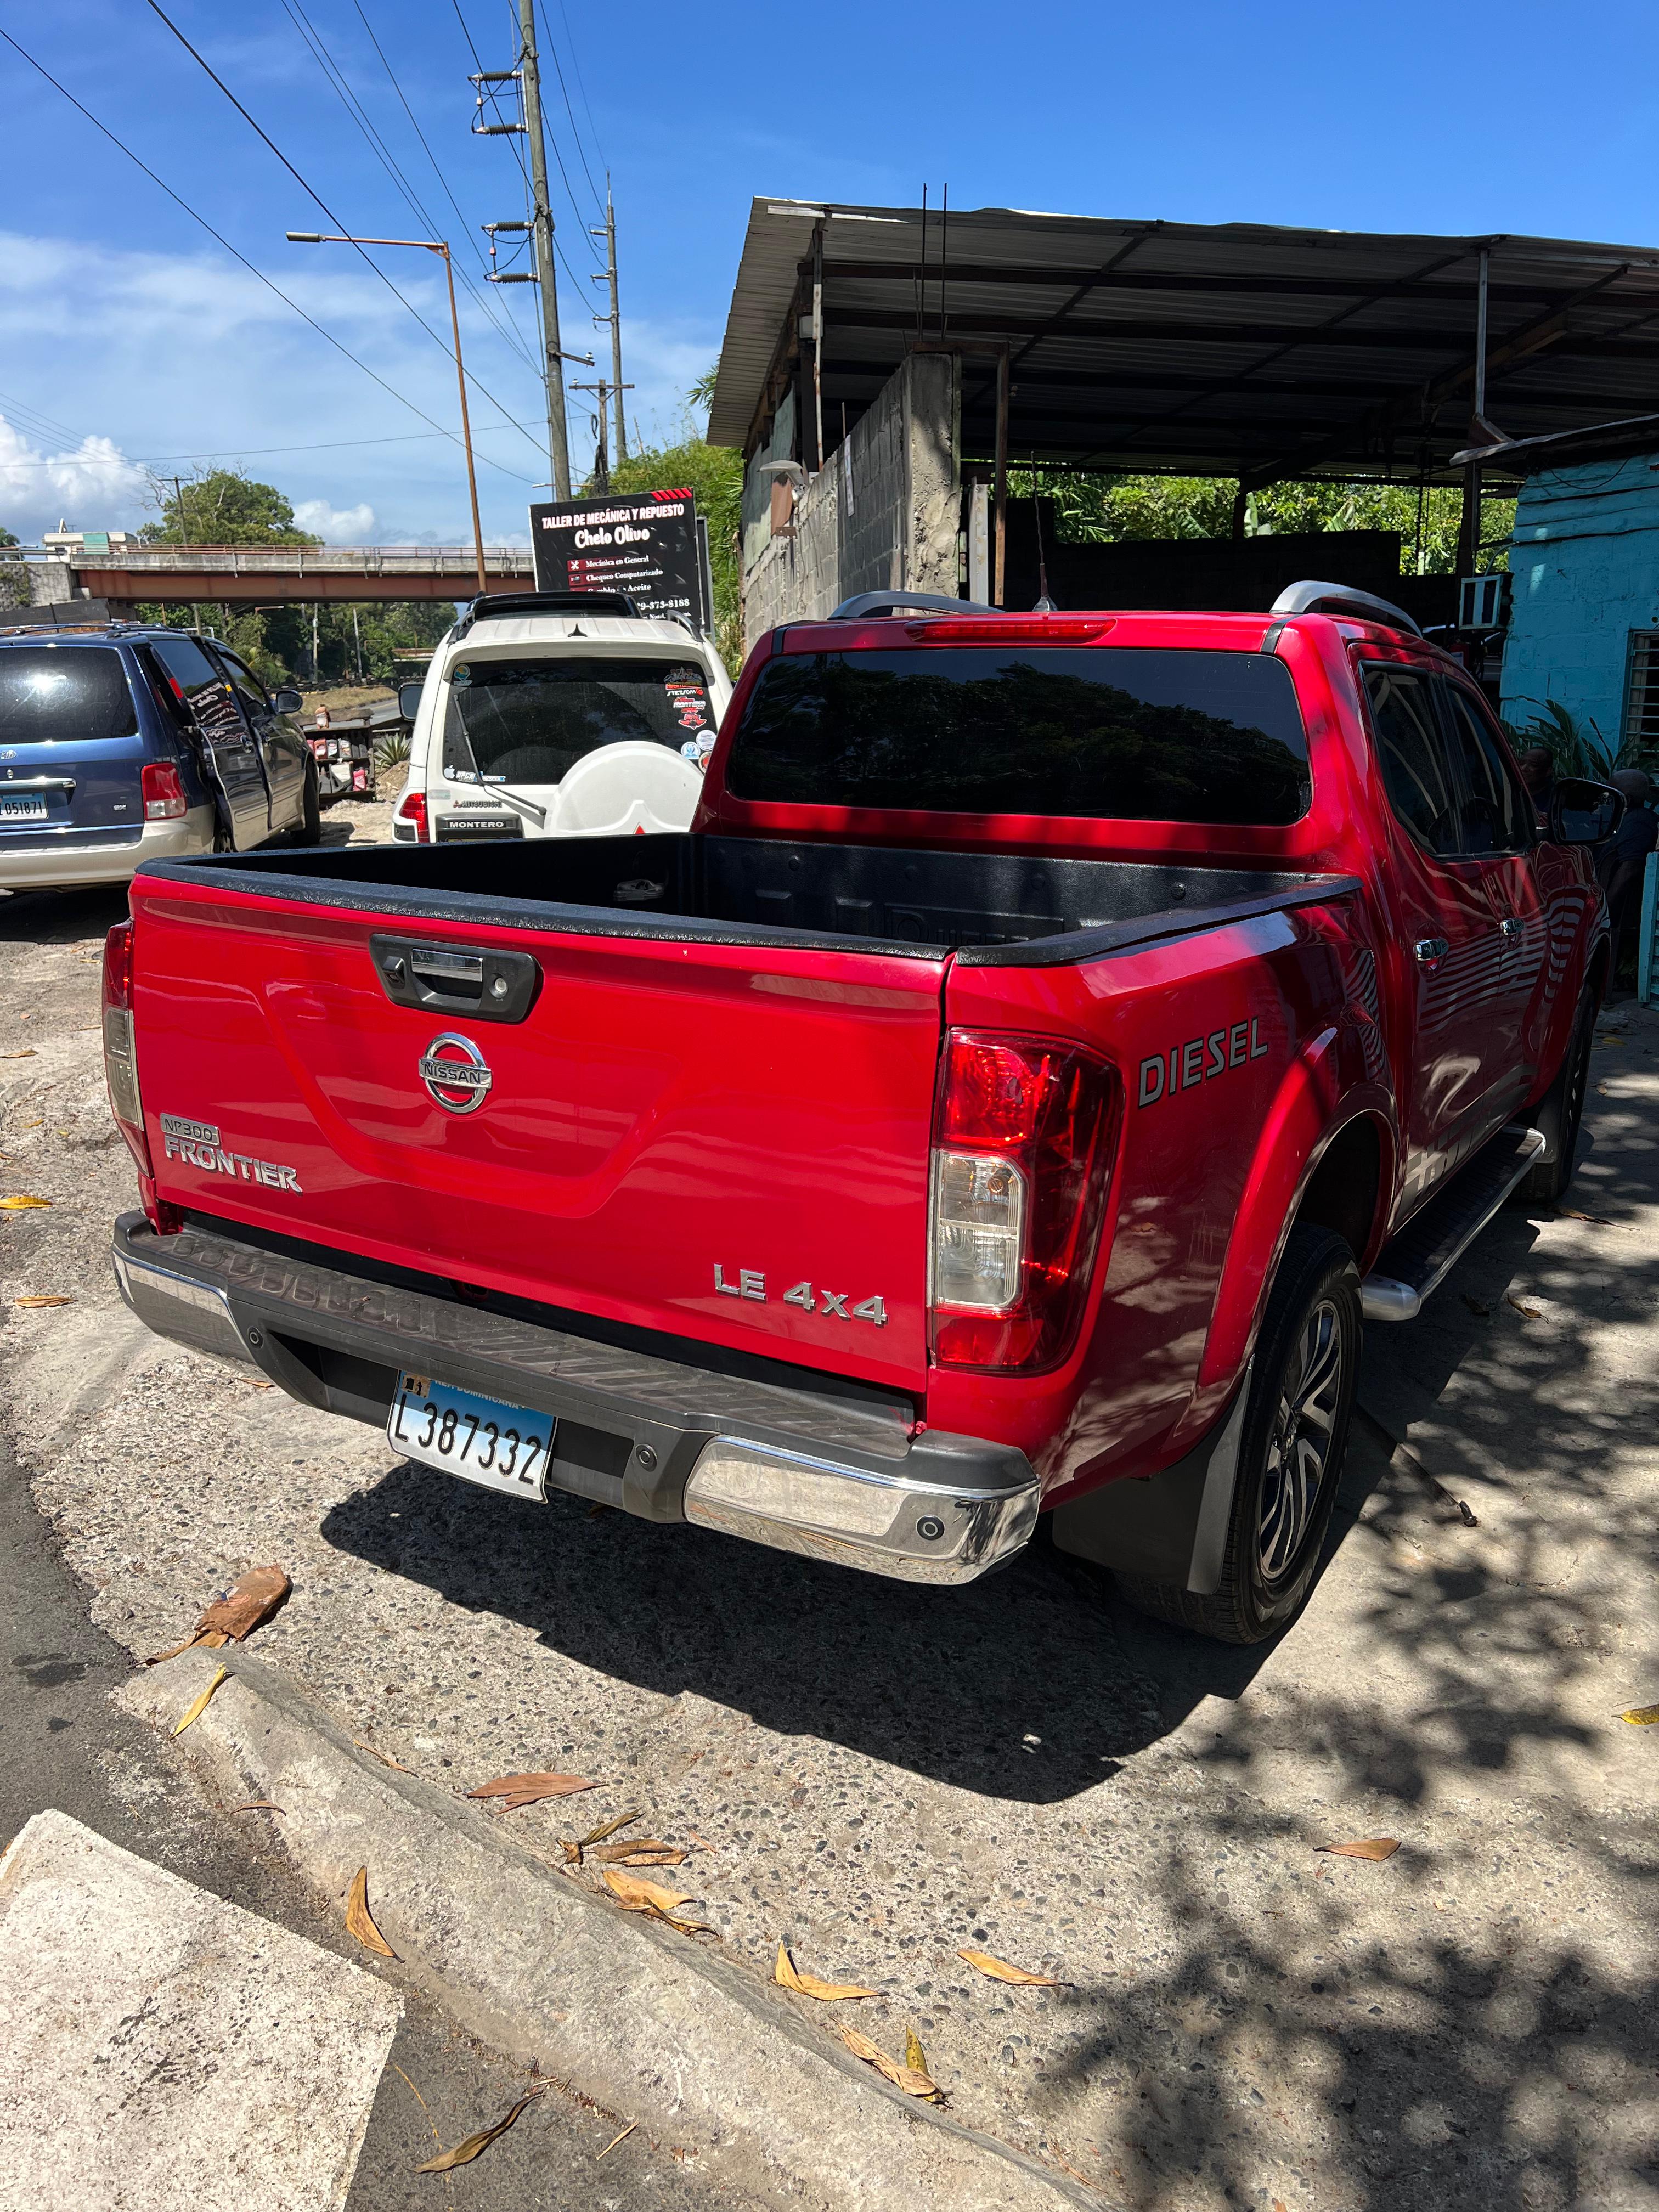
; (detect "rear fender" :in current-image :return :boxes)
[1171,1024,1393,1446]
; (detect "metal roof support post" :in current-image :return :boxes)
[1459,247,1491,580]
[994,346,1009,608]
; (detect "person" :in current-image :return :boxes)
[1517,744,1556,826]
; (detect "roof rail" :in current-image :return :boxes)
[462,589,644,624]
[828,590,1000,620]
[1269,579,1421,636]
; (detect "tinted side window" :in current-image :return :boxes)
[1362,665,1460,856]
[0,647,138,742]
[726,647,1311,824]
[150,637,246,747]
[216,651,268,716]
[1442,684,1531,854]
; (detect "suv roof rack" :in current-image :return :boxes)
[828,590,1000,620]
[463,589,644,625]
[1269,580,1421,636]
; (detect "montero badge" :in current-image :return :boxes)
[419,1032,493,1115]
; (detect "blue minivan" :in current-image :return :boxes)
[0,620,319,890]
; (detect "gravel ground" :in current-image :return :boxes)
[2,854,1656,2212]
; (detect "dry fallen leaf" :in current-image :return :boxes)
[838,2024,943,2102]
[171,1664,228,1736]
[774,1942,878,2001]
[345,1867,397,1958]
[353,1740,414,1772]
[1317,1837,1401,1862]
[230,1800,285,1815]
[603,1869,695,1914]
[561,1809,641,1867]
[0,1049,37,1059]
[1461,1295,1491,1317]
[467,1771,594,1812]
[0,1194,52,1210]
[586,1841,685,1866]
[14,1294,72,1308]
[904,2027,929,2077]
[414,2087,543,2172]
[1618,1703,1659,1726]
[957,1946,1063,1987]
[1559,1209,1612,1226]
[1506,1294,1545,1321]
[198,1564,290,1642]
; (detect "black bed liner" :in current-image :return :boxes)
[139,832,1359,969]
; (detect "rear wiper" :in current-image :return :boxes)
[447,716,546,826]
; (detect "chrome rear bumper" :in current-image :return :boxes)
[111,1213,1037,1585]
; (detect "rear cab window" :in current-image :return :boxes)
[443,656,714,785]
[723,645,1311,823]
[0,647,138,742]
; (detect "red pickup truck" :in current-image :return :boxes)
[104,582,1622,1643]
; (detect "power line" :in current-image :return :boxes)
[548,0,608,181]
[532,0,603,224]
[140,0,546,456]
[0,421,528,471]
[0,23,535,484]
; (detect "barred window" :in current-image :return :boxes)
[1623,631,1659,754]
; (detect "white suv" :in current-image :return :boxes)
[392,591,733,845]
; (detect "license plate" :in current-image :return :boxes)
[387,1371,552,1501]
[0,794,48,821]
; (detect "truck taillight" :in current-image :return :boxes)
[103,921,179,1233]
[929,1031,1118,1372]
[140,761,187,820]
[394,786,428,842]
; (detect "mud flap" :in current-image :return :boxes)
[1050,1371,1250,1594]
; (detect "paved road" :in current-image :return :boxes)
[3,853,1657,2212]
[0,857,748,2211]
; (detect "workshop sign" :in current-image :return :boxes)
[528,490,703,629]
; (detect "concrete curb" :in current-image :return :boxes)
[120,1652,1098,2212]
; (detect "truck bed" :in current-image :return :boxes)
[141,832,1357,967]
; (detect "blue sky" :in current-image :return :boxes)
[2,0,1656,547]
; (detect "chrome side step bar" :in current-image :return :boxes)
[1362,1125,1545,1322]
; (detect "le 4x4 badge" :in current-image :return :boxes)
[713,1263,887,1325]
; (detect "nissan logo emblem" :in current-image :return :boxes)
[419,1031,493,1115]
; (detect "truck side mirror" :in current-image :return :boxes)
[1549,777,1625,845]
[398,682,425,722]
[271,688,303,714]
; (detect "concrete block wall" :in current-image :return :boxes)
[1501,452,1659,747]
[741,354,960,657]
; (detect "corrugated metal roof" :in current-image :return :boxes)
[708,199,1659,482]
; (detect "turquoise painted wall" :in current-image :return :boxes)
[1500,450,1659,746]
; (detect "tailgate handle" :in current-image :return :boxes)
[370,933,541,1023]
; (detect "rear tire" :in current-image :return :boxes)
[1116,1226,1361,1644]
[1515,988,1595,1207]
[296,759,321,845]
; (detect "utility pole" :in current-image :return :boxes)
[591,183,626,462]
[504,2,573,499]
[572,378,630,495]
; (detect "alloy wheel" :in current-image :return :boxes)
[1257,1298,1345,1583]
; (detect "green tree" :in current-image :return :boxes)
[604,433,744,674]
[1012,469,1515,575]
[142,467,321,548]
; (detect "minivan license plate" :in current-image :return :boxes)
[387,1372,552,1501]
[0,794,48,821]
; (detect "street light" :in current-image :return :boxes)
[287,231,487,595]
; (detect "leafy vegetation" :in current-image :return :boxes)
[1009,469,1516,575]
[604,434,744,674]
[1502,696,1656,779]
[133,466,452,689]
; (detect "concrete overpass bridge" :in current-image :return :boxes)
[13,543,533,612]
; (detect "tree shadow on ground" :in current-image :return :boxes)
[0,886,127,944]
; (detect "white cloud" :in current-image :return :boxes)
[0,415,149,541]
[293,498,377,544]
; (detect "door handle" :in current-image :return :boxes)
[1414,937,1450,967]
[1500,916,1525,938]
